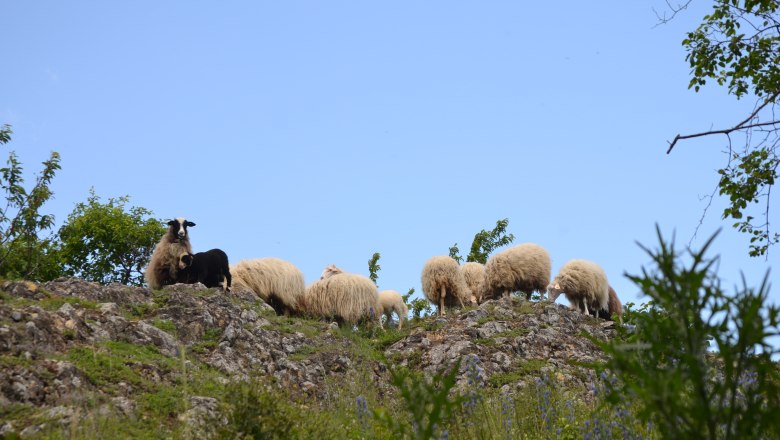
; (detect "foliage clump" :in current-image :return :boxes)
[597,227,780,439]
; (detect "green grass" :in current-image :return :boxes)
[488,359,549,387]
[150,318,177,335]
[0,292,100,312]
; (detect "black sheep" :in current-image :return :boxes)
[176,248,232,291]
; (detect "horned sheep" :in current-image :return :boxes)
[461,262,486,305]
[421,256,471,316]
[303,265,382,327]
[230,258,306,315]
[484,243,551,300]
[378,289,409,330]
[176,248,232,291]
[547,259,610,316]
[144,217,196,290]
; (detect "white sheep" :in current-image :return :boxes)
[546,259,609,316]
[230,258,306,315]
[484,243,551,300]
[144,217,196,290]
[421,256,471,316]
[303,265,382,327]
[460,262,486,305]
[378,289,409,330]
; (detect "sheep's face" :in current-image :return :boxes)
[179,253,194,270]
[546,283,563,302]
[168,217,196,241]
[320,264,343,280]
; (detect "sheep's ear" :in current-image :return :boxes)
[185,221,196,227]
[167,220,175,226]
[554,283,560,290]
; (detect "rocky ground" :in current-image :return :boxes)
[0,278,616,438]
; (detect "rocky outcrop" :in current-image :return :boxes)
[0,277,615,437]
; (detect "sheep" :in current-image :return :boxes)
[320,263,343,279]
[176,248,232,291]
[144,217,196,290]
[546,259,609,316]
[378,289,409,330]
[460,262,486,305]
[421,256,471,316]
[230,258,305,315]
[303,265,382,327]
[484,243,551,300]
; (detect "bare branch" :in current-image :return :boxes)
[667,91,780,154]
[653,0,694,26]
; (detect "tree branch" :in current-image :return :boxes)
[667,91,780,154]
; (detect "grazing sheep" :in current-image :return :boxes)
[378,289,409,330]
[303,267,382,327]
[144,217,196,290]
[484,243,551,300]
[176,249,232,291]
[230,258,305,315]
[461,262,486,305]
[547,259,609,316]
[421,256,471,316]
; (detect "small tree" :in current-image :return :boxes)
[597,227,780,439]
[448,243,462,264]
[450,218,515,264]
[0,124,62,280]
[367,252,381,286]
[58,189,167,286]
[663,1,780,256]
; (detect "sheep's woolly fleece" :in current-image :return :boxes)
[460,262,486,304]
[230,258,306,314]
[484,243,551,300]
[144,218,193,290]
[303,272,381,325]
[378,289,409,329]
[548,259,609,316]
[421,256,471,310]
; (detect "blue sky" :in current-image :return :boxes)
[2,1,777,316]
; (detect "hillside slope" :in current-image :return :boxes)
[0,278,615,438]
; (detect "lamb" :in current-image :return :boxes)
[461,262,486,305]
[230,258,306,315]
[144,217,196,290]
[176,249,232,291]
[303,265,382,327]
[378,289,409,330]
[546,259,609,316]
[421,256,471,316]
[484,243,551,300]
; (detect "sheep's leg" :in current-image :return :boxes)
[224,269,232,292]
[582,300,590,316]
[398,311,404,330]
[439,286,446,316]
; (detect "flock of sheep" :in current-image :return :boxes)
[144,218,623,329]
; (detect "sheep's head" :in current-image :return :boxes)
[320,264,344,280]
[178,253,194,270]
[546,282,563,302]
[168,217,195,241]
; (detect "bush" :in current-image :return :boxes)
[597,227,780,439]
